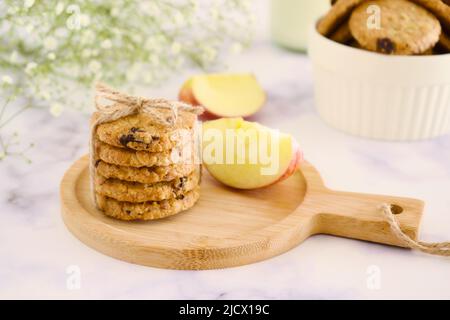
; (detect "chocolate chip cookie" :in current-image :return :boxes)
[96,161,197,184]
[96,187,200,221]
[95,168,200,202]
[95,111,197,152]
[349,0,441,55]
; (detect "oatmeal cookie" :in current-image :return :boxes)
[95,110,197,151]
[349,0,441,55]
[95,187,200,221]
[410,0,450,32]
[95,168,200,202]
[330,21,353,44]
[96,161,197,184]
[95,139,194,168]
[437,31,450,52]
[318,0,366,36]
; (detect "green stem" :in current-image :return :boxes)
[0,96,12,122]
[0,104,31,129]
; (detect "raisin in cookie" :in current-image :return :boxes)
[96,161,197,184]
[95,110,196,152]
[95,168,200,202]
[349,0,441,55]
[95,187,200,221]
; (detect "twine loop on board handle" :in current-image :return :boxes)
[379,204,450,256]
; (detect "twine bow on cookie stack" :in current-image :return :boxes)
[90,83,204,205]
[94,82,203,127]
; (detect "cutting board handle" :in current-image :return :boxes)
[312,190,424,247]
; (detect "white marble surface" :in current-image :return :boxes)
[1,4,450,300]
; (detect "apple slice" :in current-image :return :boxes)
[202,118,302,189]
[179,74,266,118]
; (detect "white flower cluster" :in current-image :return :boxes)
[0,0,254,117]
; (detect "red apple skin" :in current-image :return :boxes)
[204,142,303,190]
[199,111,220,121]
[271,146,303,185]
[178,84,198,106]
[178,79,266,119]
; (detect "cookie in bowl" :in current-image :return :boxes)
[309,0,450,140]
[349,0,441,55]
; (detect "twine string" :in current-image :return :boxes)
[379,204,450,256]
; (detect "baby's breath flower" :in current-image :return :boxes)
[9,51,19,64]
[101,39,113,49]
[201,46,217,64]
[173,11,185,26]
[79,14,91,28]
[144,37,157,51]
[80,30,95,45]
[39,89,51,101]
[81,48,92,58]
[1,75,14,86]
[189,0,199,11]
[55,2,65,15]
[171,42,182,55]
[7,6,19,15]
[24,0,35,9]
[88,60,102,74]
[25,62,38,75]
[66,5,85,31]
[66,4,81,15]
[43,36,58,51]
[210,8,220,20]
[50,102,63,117]
[25,24,34,33]
[231,42,243,55]
[139,2,160,16]
[110,7,120,17]
[47,52,56,60]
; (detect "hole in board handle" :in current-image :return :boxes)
[390,204,404,215]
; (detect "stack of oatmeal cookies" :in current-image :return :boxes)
[92,109,201,221]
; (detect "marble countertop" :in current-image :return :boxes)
[2,8,450,300]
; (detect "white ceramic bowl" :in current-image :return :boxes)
[309,25,450,141]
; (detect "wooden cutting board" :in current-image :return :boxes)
[61,155,424,270]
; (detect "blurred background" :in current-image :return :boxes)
[1,0,450,300]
